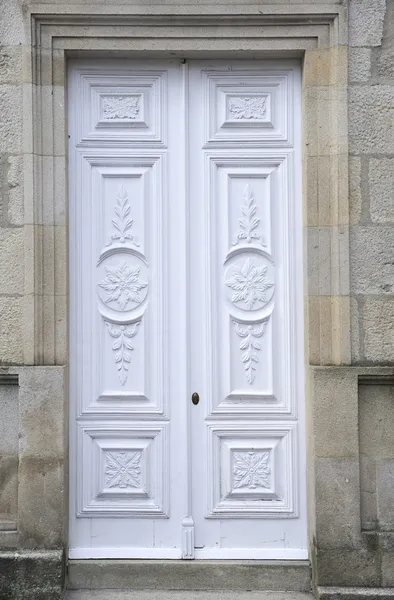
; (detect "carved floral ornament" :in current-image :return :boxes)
[228,95,267,120]
[233,321,267,384]
[106,322,140,385]
[107,185,139,247]
[98,261,148,311]
[104,450,142,489]
[233,451,270,489]
[102,95,141,120]
[226,258,274,311]
[233,184,265,246]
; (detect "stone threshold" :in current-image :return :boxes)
[65,592,314,600]
[317,587,394,600]
[67,559,311,592]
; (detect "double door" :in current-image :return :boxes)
[69,59,306,559]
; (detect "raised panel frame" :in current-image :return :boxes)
[72,68,168,146]
[70,152,169,418]
[202,70,293,147]
[77,422,169,517]
[206,422,298,518]
[203,153,299,418]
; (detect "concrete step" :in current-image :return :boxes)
[65,592,314,600]
[67,560,311,592]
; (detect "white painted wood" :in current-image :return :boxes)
[69,60,188,557]
[69,59,306,559]
[188,60,307,557]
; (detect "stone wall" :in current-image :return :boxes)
[349,0,394,364]
[0,1,393,599]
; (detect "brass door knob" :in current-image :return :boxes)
[191,392,200,405]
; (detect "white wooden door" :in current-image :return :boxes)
[69,59,306,560]
[188,61,307,559]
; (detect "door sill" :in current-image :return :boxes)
[69,548,308,560]
[67,558,311,592]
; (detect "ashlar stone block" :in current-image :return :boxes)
[369,157,394,224]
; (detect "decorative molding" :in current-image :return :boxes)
[228,96,267,120]
[233,320,267,384]
[106,185,140,247]
[102,95,141,120]
[98,261,148,310]
[106,321,140,385]
[233,451,270,489]
[207,423,298,518]
[77,423,169,517]
[225,258,274,310]
[233,184,265,246]
[104,450,142,489]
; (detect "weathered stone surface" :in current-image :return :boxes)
[65,592,314,600]
[316,547,380,587]
[349,0,386,47]
[349,86,394,155]
[382,552,394,586]
[18,367,66,547]
[68,560,311,591]
[376,0,394,78]
[359,384,394,533]
[315,458,361,549]
[0,86,22,154]
[349,48,371,83]
[350,226,394,295]
[0,550,63,600]
[0,229,24,295]
[349,156,362,225]
[0,46,22,86]
[0,383,18,520]
[377,460,394,530]
[359,384,394,458]
[310,368,358,458]
[318,586,394,599]
[0,297,23,364]
[361,298,394,363]
[369,157,394,224]
[7,154,23,226]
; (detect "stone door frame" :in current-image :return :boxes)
[8,3,377,593]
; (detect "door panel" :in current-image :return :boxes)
[69,60,187,558]
[69,58,306,559]
[188,61,306,558]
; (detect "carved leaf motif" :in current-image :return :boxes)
[106,185,140,247]
[233,451,270,489]
[225,258,274,310]
[104,450,142,489]
[228,96,267,120]
[102,95,140,120]
[98,261,148,310]
[233,184,266,246]
[233,321,267,384]
[106,321,140,385]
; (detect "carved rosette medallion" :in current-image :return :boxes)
[233,451,270,489]
[98,261,148,311]
[225,258,274,311]
[104,450,142,489]
[97,184,149,385]
[225,184,275,385]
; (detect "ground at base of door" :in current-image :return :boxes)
[65,592,313,600]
